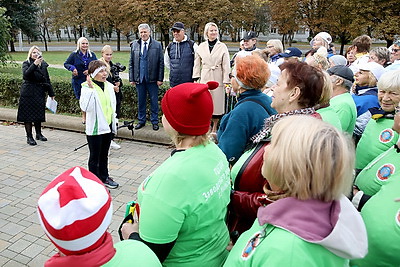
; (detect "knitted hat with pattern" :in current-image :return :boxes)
[162,82,218,135]
[37,166,113,255]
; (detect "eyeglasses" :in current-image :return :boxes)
[392,49,400,53]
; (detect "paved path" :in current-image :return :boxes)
[0,122,170,266]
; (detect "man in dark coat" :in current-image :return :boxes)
[129,23,164,131]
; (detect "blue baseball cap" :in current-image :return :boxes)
[279,47,302,58]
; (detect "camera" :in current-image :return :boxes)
[110,62,126,84]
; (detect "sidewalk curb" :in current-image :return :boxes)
[0,107,171,145]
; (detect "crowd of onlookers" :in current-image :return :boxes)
[16,21,400,266]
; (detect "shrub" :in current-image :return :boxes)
[0,71,169,121]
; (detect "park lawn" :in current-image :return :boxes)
[9,51,131,69]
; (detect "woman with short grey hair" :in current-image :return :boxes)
[368,47,391,67]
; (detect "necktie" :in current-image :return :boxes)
[143,42,148,58]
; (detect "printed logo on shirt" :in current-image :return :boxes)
[396,209,400,227]
[202,160,230,201]
[241,231,263,260]
[376,164,395,181]
[379,128,395,143]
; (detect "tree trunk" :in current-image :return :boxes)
[163,32,169,48]
[100,26,104,43]
[46,26,51,42]
[9,39,15,52]
[73,26,78,43]
[116,29,121,51]
[66,27,71,42]
[42,27,48,51]
[386,39,393,48]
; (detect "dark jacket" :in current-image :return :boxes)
[64,50,97,81]
[129,38,164,83]
[168,39,195,87]
[17,59,55,122]
[217,90,276,165]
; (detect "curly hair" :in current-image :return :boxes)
[235,55,270,90]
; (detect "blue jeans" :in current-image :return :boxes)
[136,81,159,125]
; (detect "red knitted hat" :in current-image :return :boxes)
[37,166,113,255]
[162,81,218,135]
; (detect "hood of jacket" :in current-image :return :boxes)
[257,195,368,259]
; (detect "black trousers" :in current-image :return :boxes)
[86,132,112,182]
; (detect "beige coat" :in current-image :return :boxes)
[193,40,230,115]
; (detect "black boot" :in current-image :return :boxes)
[25,122,36,145]
[27,136,37,146]
[35,122,47,141]
[36,133,47,141]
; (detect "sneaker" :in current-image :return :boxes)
[104,177,119,189]
[110,140,121,150]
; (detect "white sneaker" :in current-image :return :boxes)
[110,140,121,150]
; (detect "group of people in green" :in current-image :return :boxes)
[16,22,400,266]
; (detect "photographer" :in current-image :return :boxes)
[17,46,55,145]
[100,45,126,149]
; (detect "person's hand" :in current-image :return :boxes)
[86,75,93,89]
[114,86,119,93]
[121,221,139,240]
[130,81,136,86]
[72,69,78,76]
[83,70,88,76]
[157,81,163,86]
[34,57,43,66]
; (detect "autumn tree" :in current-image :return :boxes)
[0,7,11,64]
[351,0,400,47]
[0,0,39,52]
[268,0,300,46]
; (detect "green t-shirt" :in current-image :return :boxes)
[356,117,399,170]
[317,106,343,131]
[330,93,357,134]
[355,145,400,196]
[103,240,161,267]
[350,178,400,267]
[138,142,231,267]
[224,221,348,266]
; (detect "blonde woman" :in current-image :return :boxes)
[64,37,97,99]
[17,46,55,145]
[225,116,367,266]
[121,82,231,266]
[100,45,125,149]
[193,22,231,133]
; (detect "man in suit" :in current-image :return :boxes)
[129,23,164,131]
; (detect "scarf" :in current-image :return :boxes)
[251,107,317,143]
[45,232,116,267]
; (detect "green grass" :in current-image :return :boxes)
[0,62,71,79]
[9,51,131,69]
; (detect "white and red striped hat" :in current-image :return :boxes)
[37,166,113,255]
